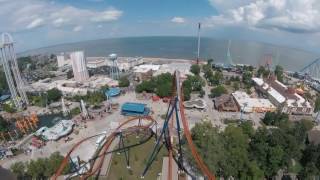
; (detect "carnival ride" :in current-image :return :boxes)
[0,113,39,142]
[15,113,39,134]
[53,71,215,180]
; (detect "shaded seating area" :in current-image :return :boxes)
[105,87,121,97]
[121,102,150,116]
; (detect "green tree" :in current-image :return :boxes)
[210,85,227,98]
[239,121,255,138]
[257,66,270,78]
[275,65,284,82]
[70,107,81,117]
[66,70,73,79]
[10,162,26,179]
[190,64,200,75]
[27,159,46,179]
[242,70,253,87]
[199,89,205,98]
[209,71,223,86]
[118,76,130,87]
[222,125,250,178]
[46,152,70,176]
[207,59,214,65]
[135,80,155,93]
[86,91,106,106]
[3,103,16,113]
[262,111,289,127]
[232,82,240,91]
[0,116,9,132]
[156,82,172,97]
[47,88,62,103]
[185,122,226,176]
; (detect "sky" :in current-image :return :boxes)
[1,0,320,54]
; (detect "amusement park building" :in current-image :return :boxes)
[232,91,276,113]
[252,77,313,115]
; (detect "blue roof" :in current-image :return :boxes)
[121,102,146,113]
[0,95,10,102]
[105,87,121,97]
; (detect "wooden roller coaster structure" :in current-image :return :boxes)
[53,71,215,180]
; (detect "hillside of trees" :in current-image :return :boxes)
[185,113,319,179]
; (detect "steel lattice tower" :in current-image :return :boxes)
[0,33,28,109]
[226,40,233,65]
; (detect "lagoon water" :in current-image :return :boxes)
[21,36,319,71]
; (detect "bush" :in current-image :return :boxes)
[47,88,62,103]
[210,85,227,98]
[3,103,16,113]
[70,107,81,117]
[119,76,130,87]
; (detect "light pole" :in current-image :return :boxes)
[240,102,248,121]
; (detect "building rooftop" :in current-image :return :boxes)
[121,102,147,113]
[252,77,312,109]
[133,64,160,73]
[105,87,121,97]
[232,91,276,113]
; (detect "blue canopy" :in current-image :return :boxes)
[0,95,10,102]
[105,87,121,97]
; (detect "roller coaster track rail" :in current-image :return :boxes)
[53,70,215,180]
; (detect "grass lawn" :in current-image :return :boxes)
[106,133,167,180]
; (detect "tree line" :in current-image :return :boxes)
[10,152,70,179]
[184,112,319,179]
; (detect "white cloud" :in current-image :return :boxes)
[26,18,44,29]
[171,17,186,23]
[206,0,320,33]
[73,25,83,32]
[52,18,69,27]
[91,8,123,22]
[0,0,123,32]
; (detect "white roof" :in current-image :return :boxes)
[268,87,286,103]
[133,64,160,73]
[252,77,286,104]
[252,77,264,86]
[154,63,192,78]
[232,91,276,112]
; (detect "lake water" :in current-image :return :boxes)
[37,113,65,128]
[21,36,319,71]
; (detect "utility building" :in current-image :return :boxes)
[70,51,89,82]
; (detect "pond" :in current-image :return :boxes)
[37,113,68,128]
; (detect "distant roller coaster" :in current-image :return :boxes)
[300,58,320,79]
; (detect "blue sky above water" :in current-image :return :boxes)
[1,0,320,54]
